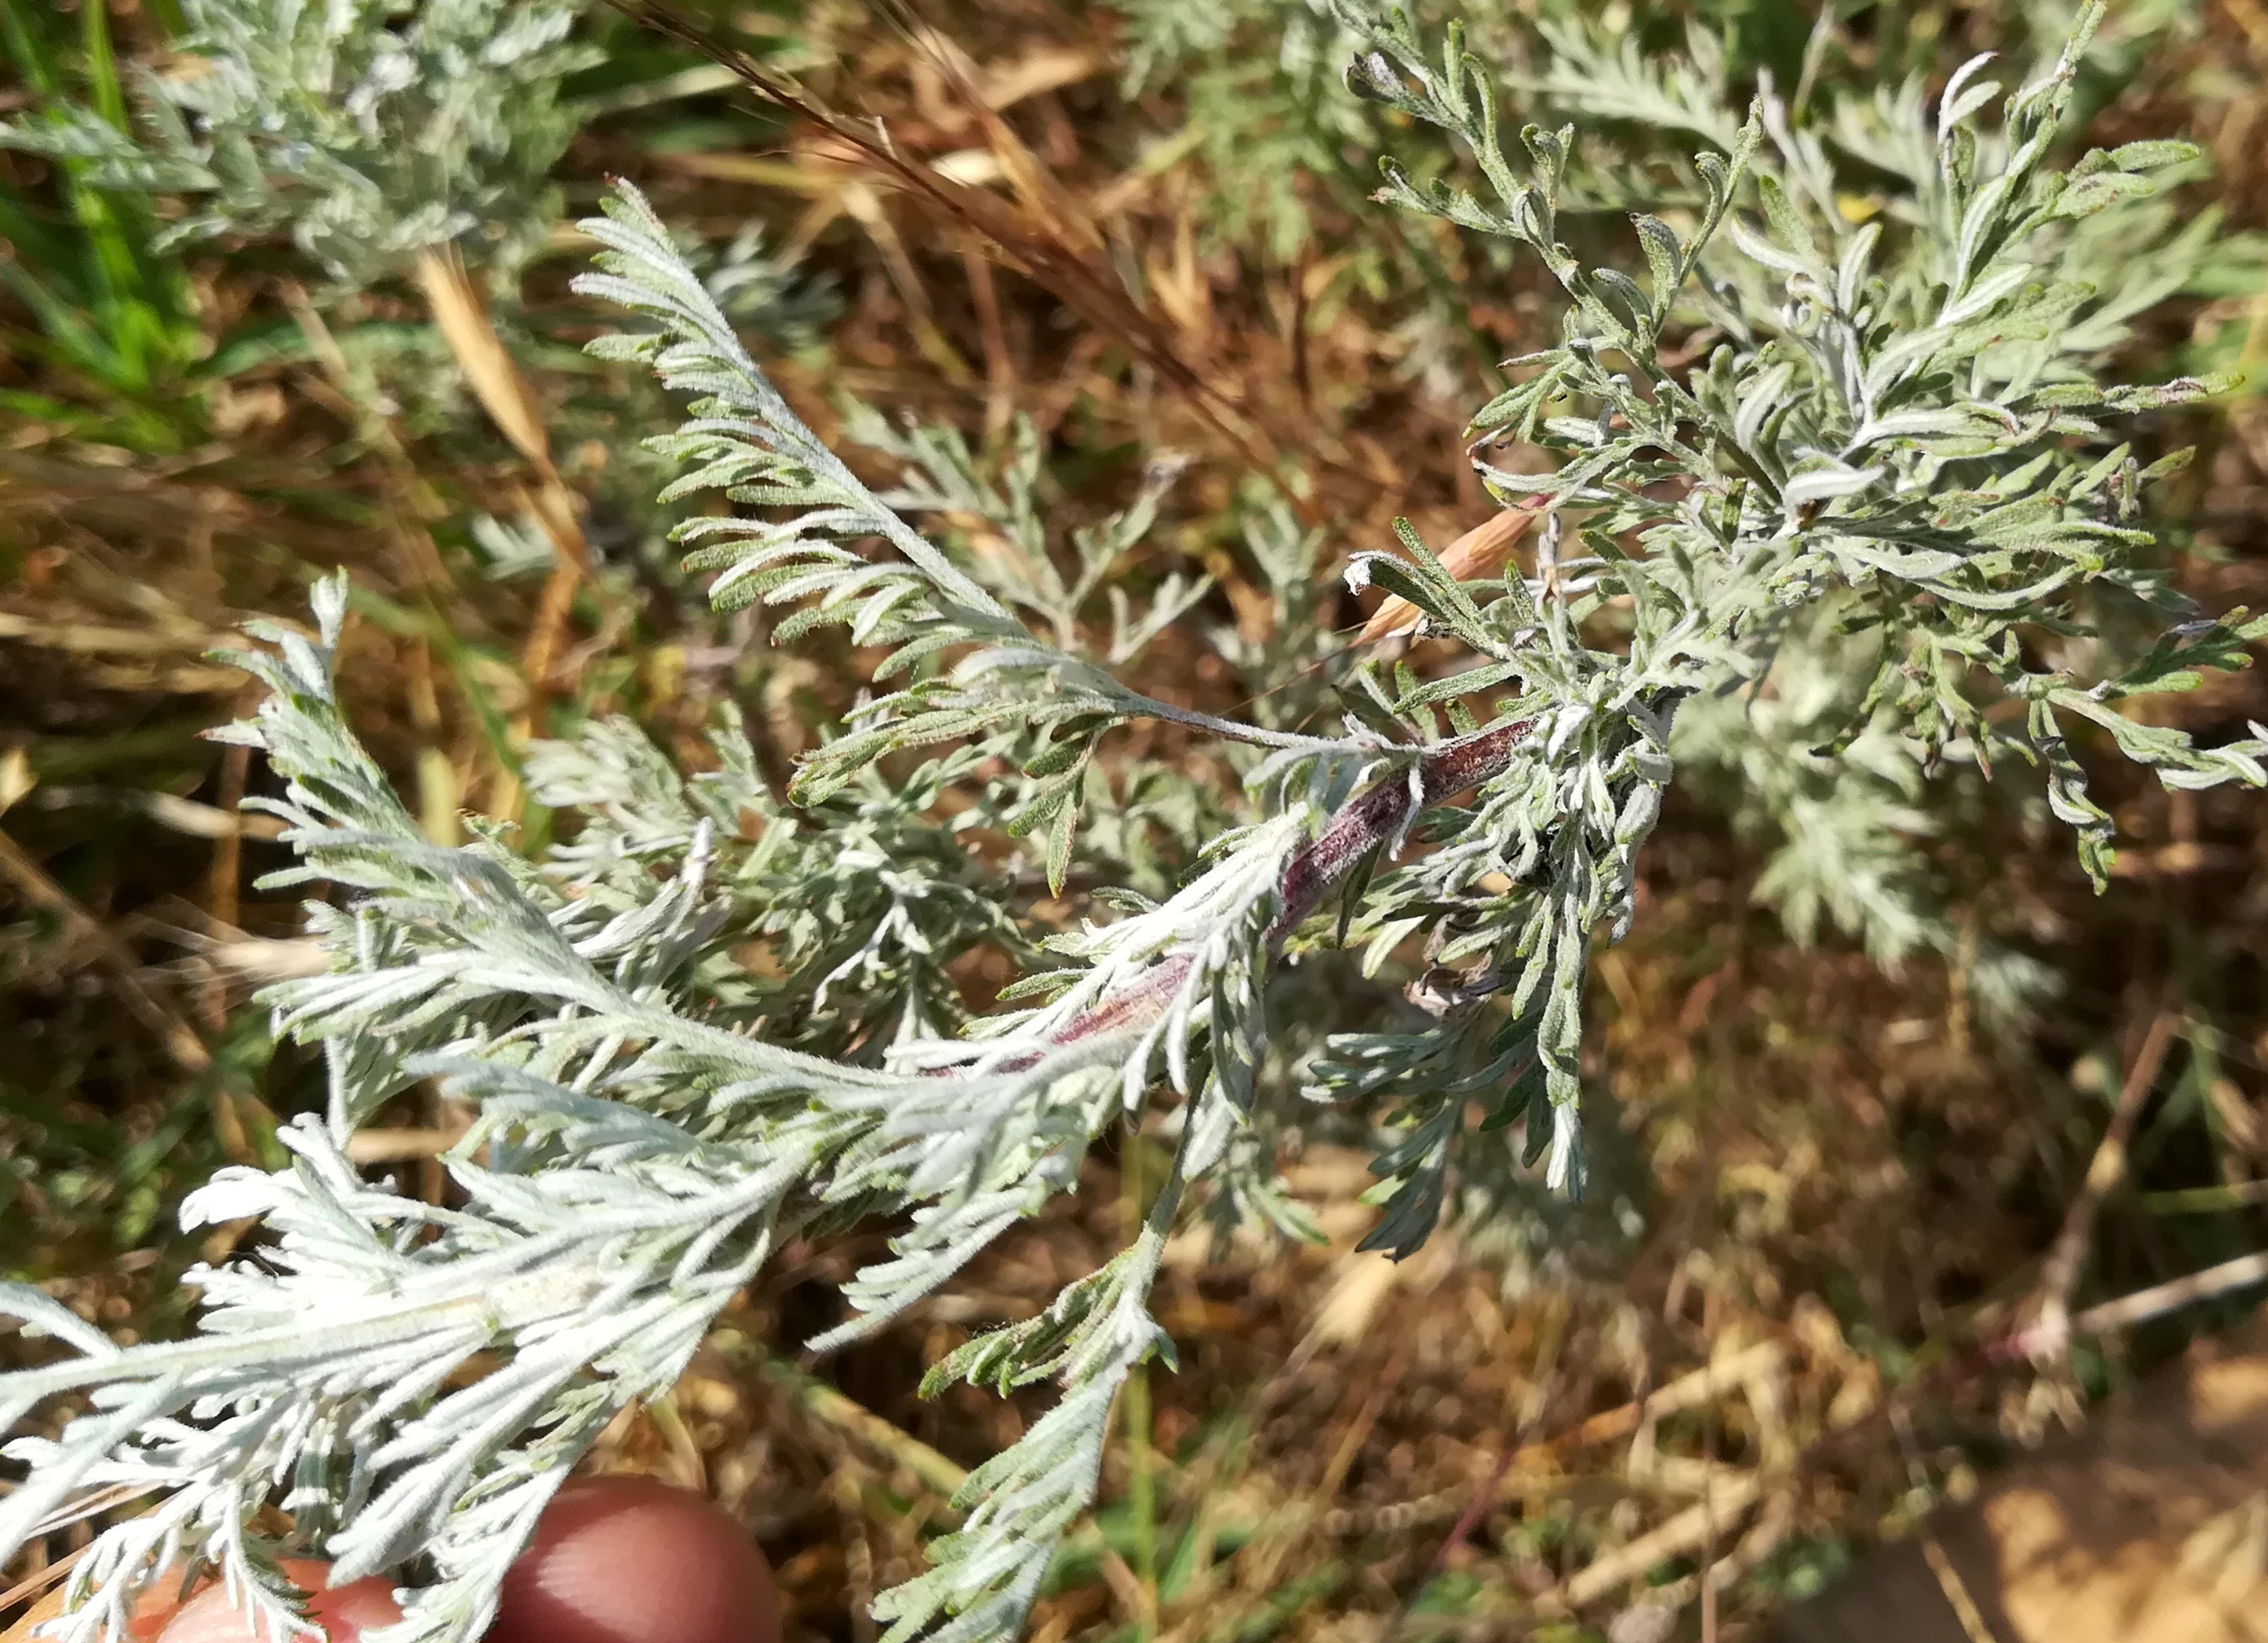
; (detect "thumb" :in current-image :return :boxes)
[153,1479,781,1643]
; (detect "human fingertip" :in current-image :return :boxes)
[155,1562,401,1643]
[486,1475,780,1643]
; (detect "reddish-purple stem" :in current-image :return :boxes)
[1043,714,1540,1052]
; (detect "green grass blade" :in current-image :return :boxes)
[0,0,60,95]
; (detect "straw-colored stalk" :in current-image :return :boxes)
[409,246,592,809]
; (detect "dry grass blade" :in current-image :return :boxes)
[1505,1338,1793,1471]
[344,1125,474,1165]
[0,1572,77,1643]
[1546,1472,1769,1611]
[407,248,555,474]
[0,613,228,659]
[2024,1253,2268,1352]
[2025,1010,2182,1346]
[0,1488,162,1642]
[1357,503,1548,644]
[602,0,1307,495]
[406,245,592,761]
[746,1354,970,1500]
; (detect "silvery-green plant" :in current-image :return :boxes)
[0,0,596,284]
[7,5,2266,1643]
[1487,0,2262,1003]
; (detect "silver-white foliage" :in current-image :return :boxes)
[847,406,1212,665]
[523,714,1027,1050]
[575,185,1352,890]
[0,0,597,282]
[1672,618,2057,1023]
[10,9,2268,1643]
[3,567,1300,1643]
[1480,2,2258,1002]
[1301,0,2268,1253]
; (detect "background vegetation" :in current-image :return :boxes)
[3,0,2268,1638]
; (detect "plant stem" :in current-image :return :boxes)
[1121,1127,1160,1637]
[1031,712,1542,1063]
[1269,713,1539,943]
